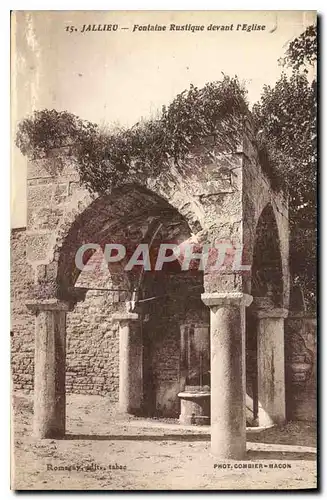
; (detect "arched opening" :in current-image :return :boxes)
[246,203,285,426]
[56,184,209,422]
[251,204,283,307]
[140,227,209,418]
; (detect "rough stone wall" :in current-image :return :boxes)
[11,228,35,392]
[285,315,317,422]
[149,314,181,417]
[66,290,121,399]
[11,228,124,397]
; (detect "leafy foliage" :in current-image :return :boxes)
[253,24,317,311]
[16,76,250,194]
[15,109,97,160]
[253,73,316,217]
[280,24,317,72]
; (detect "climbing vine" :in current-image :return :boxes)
[16,76,260,194]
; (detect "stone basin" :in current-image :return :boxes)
[178,386,210,425]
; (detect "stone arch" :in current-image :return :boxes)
[60,183,208,419]
[28,176,209,436]
[251,202,284,307]
[53,176,204,252]
[43,182,204,304]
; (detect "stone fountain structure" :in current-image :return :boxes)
[178,323,210,425]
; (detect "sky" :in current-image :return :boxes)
[11,10,316,228]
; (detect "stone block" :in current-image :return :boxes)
[26,232,53,263]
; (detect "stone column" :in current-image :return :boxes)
[256,308,288,425]
[202,292,253,459]
[26,299,69,439]
[113,312,145,414]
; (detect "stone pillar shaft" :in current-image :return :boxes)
[26,299,68,439]
[202,292,253,459]
[113,312,143,413]
[257,309,287,425]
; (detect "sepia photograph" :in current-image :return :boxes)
[10,10,317,490]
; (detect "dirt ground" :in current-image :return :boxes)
[11,392,317,491]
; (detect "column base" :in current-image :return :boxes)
[33,426,65,440]
[210,430,247,460]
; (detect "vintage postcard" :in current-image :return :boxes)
[11,10,317,490]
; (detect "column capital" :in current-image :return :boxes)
[255,308,289,319]
[201,292,253,308]
[112,312,149,324]
[112,312,139,323]
[26,298,70,313]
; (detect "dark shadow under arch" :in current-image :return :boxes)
[56,184,195,304]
